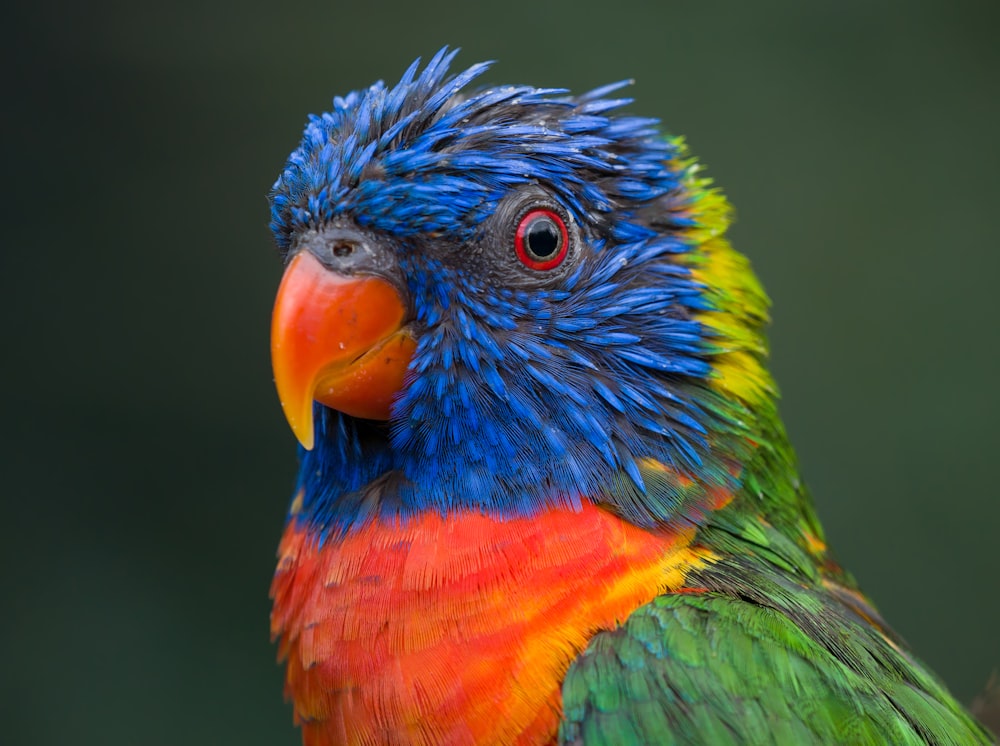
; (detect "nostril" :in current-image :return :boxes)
[332,241,355,258]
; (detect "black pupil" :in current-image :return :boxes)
[525,216,561,259]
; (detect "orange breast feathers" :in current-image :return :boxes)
[270,500,715,746]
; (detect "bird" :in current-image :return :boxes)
[266,48,993,745]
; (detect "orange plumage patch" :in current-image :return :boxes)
[270,500,717,745]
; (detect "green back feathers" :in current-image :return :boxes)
[561,585,991,745]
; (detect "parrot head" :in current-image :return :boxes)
[269,48,769,532]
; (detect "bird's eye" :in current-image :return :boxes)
[514,209,569,271]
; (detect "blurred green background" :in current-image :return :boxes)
[4,1,998,744]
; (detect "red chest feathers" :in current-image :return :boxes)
[270,500,707,746]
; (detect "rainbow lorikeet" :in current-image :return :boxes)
[266,49,992,745]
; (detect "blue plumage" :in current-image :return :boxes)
[269,48,744,534]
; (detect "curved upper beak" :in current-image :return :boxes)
[270,251,415,450]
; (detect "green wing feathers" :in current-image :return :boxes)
[560,571,992,745]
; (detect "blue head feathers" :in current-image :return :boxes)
[269,48,757,534]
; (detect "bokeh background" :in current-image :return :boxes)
[4,1,998,744]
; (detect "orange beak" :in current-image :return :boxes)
[270,251,415,449]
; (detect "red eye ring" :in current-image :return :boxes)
[514,208,569,271]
